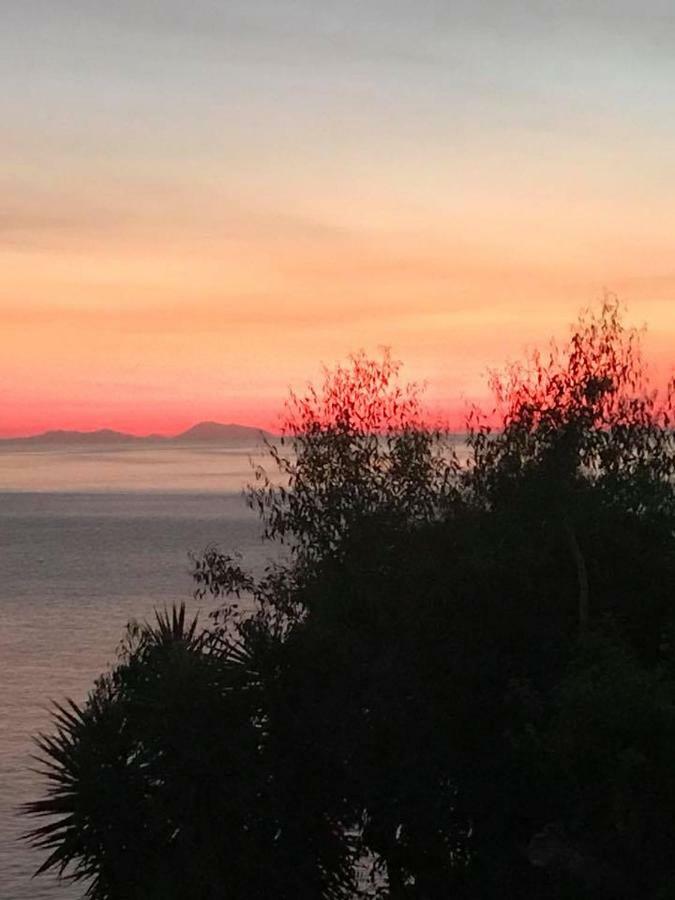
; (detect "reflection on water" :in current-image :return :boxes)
[0,446,277,899]
[0,445,274,493]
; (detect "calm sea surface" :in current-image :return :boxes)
[0,446,273,899]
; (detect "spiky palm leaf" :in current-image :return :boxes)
[24,685,141,898]
[24,603,357,899]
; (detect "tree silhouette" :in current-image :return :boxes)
[26,301,675,898]
[24,605,357,899]
[466,297,673,627]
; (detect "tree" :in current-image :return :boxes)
[193,304,675,896]
[534,631,675,898]
[24,605,357,900]
[466,297,675,638]
[27,301,675,899]
[192,349,461,895]
[454,297,675,895]
[248,348,455,569]
[193,348,456,621]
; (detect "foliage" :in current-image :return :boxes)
[537,631,675,898]
[468,296,675,509]
[193,348,457,621]
[248,348,456,568]
[24,605,357,900]
[27,301,675,899]
[466,297,675,639]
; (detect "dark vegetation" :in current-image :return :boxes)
[25,300,675,898]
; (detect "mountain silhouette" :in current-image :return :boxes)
[174,421,270,444]
[0,422,273,447]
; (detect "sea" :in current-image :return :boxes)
[0,445,274,899]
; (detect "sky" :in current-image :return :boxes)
[2,0,675,436]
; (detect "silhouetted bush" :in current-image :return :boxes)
[25,606,357,899]
[27,301,675,898]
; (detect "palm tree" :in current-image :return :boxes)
[24,603,357,899]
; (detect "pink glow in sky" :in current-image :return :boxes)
[2,3,674,437]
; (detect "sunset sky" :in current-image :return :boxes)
[2,1,675,436]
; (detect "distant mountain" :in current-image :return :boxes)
[174,422,272,445]
[0,428,145,446]
[0,422,273,448]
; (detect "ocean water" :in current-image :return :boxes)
[0,447,274,899]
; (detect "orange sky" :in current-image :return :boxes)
[2,2,674,437]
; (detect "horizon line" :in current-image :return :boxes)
[0,420,472,442]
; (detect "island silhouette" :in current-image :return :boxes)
[0,421,274,447]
